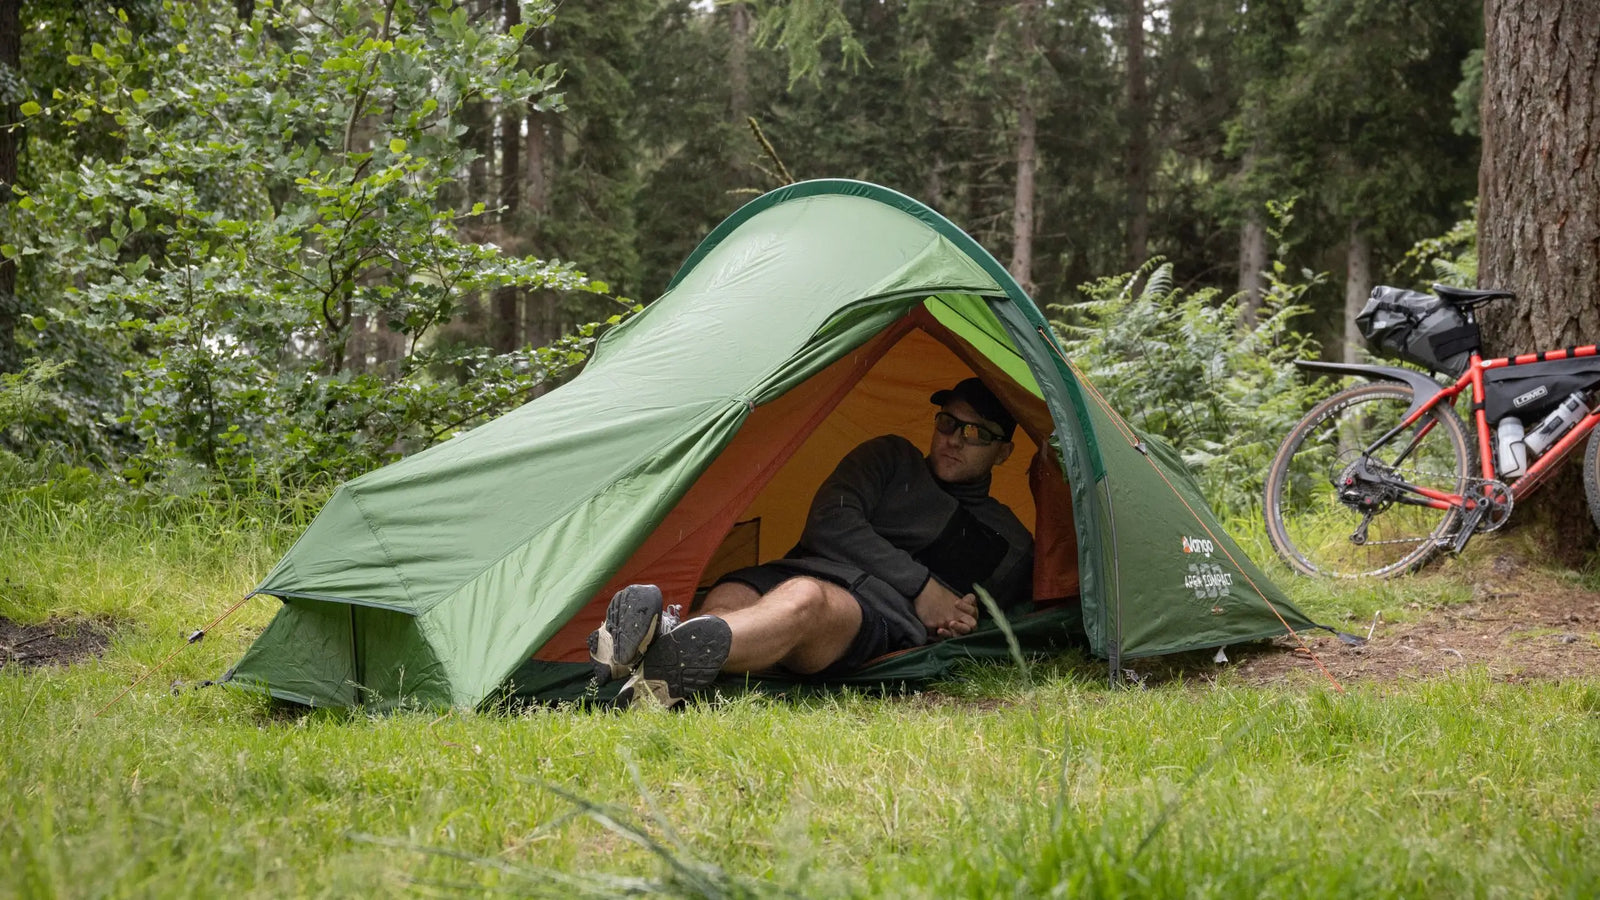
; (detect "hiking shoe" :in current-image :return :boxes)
[588,584,664,684]
[615,615,732,710]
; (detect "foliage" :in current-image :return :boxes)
[0,358,65,437]
[746,0,867,86]
[6,1,630,483]
[1402,204,1478,288]
[1052,205,1327,515]
[1224,0,1481,289]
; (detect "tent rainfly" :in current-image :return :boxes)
[226,179,1320,709]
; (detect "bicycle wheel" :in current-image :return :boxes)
[1264,381,1473,578]
[1582,427,1600,531]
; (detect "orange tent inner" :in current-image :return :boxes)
[536,306,1080,663]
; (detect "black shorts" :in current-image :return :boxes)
[713,562,895,677]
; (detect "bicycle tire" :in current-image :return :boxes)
[1264,381,1474,578]
[1583,427,1600,532]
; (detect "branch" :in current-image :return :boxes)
[746,116,795,186]
[342,0,399,160]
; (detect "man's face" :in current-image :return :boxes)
[927,397,1014,483]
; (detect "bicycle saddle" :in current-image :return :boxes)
[1433,283,1516,307]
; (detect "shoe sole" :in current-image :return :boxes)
[588,584,663,684]
[615,617,732,710]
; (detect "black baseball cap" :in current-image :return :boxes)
[930,377,1016,441]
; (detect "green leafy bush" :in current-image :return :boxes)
[8,1,631,485]
[1050,250,1326,516]
[0,358,64,437]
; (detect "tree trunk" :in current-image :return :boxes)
[525,110,548,217]
[1342,222,1371,365]
[1008,0,1040,294]
[1479,0,1600,352]
[345,314,371,373]
[0,0,20,374]
[1124,0,1150,270]
[491,0,523,353]
[728,2,751,122]
[1479,0,1600,554]
[1237,212,1268,324]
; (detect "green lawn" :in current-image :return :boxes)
[3,489,1598,898]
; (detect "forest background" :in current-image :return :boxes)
[5,4,1600,894]
[0,0,1593,528]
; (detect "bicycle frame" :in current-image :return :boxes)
[1372,345,1600,512]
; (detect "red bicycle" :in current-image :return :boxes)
[1264,283,1600,578]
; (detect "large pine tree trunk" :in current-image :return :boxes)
[1479,0,1600,551]
[1008,0,1040,293]
[1479,0,1600,350]
[0,0,19,374]
[1124,0,1150,269]
[1342,222,1371,365]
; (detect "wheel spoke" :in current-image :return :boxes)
[1265,383,1470,578]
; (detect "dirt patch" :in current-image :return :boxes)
[0,616,112,670]
[1125,553,1600,688]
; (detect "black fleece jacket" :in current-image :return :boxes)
[777,434,1034,651]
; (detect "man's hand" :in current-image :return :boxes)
[914,578,978,640]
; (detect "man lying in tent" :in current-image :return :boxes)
[587,378,1034,708]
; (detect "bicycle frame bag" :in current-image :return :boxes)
[1483,357,1600,423]
[1356,286,1480,377]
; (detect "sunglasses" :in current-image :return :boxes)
[934,411,1005,447]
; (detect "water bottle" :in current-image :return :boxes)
[1496,417,1528,478]
[1524,391,1591,457]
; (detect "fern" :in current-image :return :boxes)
[1047,239,1328,516]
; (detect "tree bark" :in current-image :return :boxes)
[1124,0,1150,269]
[1237,212,1268,324]
[1342,221,1371,365]
[492,0,523,353]
[1008,0,1040,294]
[728,2,751,122]
[524,110,548,218]
[1478,0,1600,352]
[1479,0,1600,553]
[0,0,20,374]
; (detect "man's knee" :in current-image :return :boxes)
[771,577,861,641]
[768,577,842,618]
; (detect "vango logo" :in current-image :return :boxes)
[1182,536,1215,557]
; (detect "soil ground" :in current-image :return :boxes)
[0,616,112,671]
[1131,552,1600,688]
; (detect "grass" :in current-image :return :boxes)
[4,482,1600,897]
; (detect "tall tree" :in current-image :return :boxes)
[1241,0,1480,356]
[0,0,19,374]
[1478,0,1600,546]
[1009,0,1041,292]
[1478,0,1600,351]
[492,0,525,353]
[1123,0,1150,268]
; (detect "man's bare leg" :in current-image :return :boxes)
[698,581,763,614]
[701,576,862,675]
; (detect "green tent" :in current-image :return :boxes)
[227,179,1317,709]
